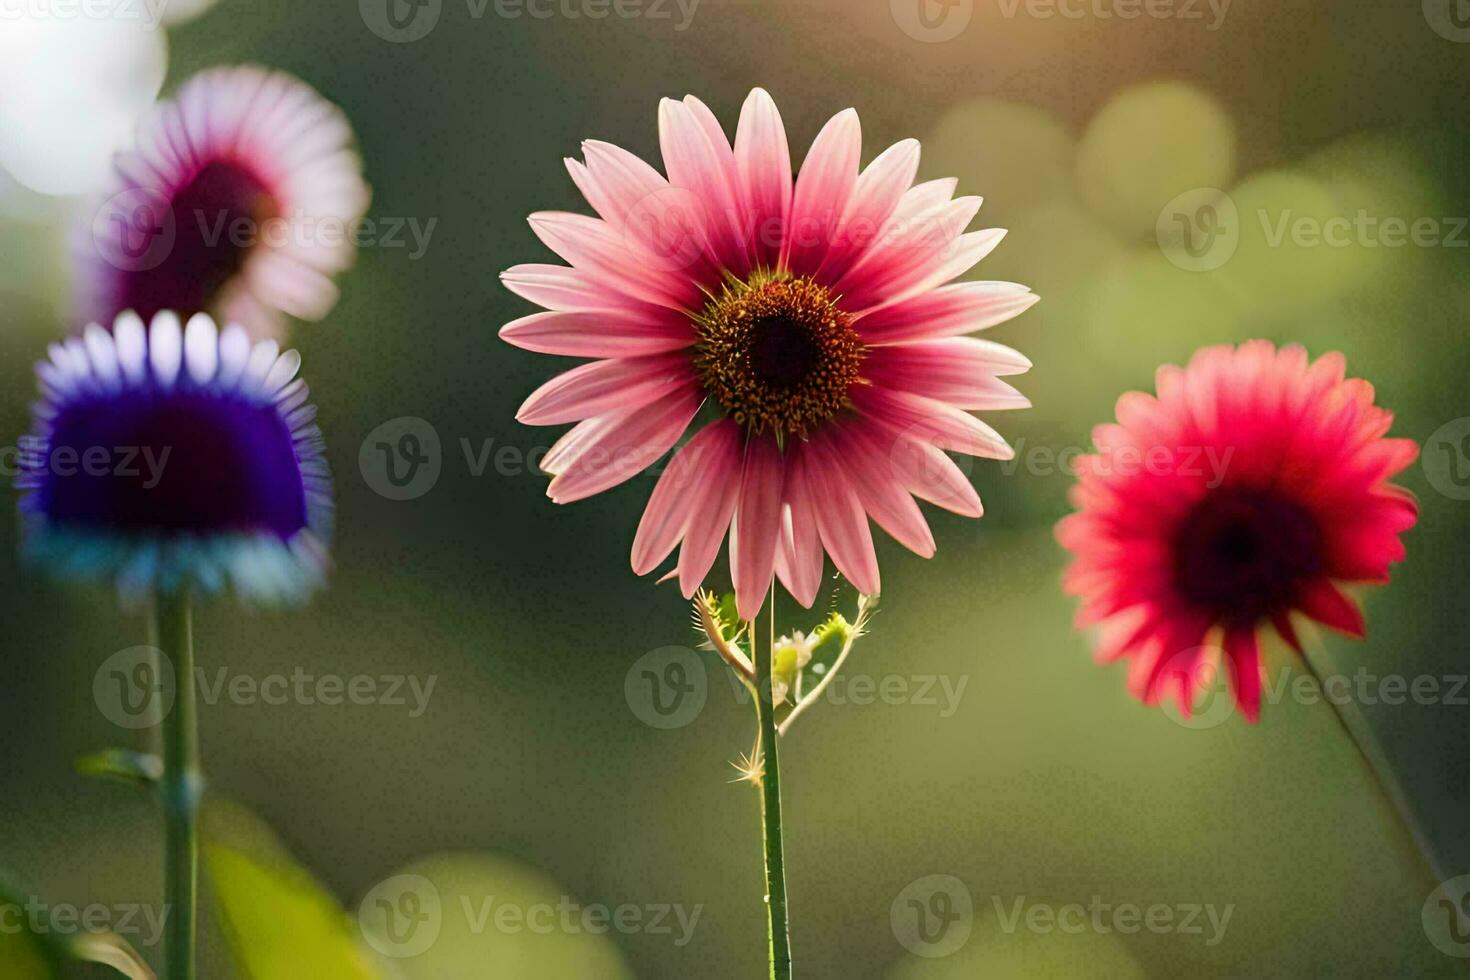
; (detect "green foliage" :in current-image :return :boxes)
[203,802,382,980]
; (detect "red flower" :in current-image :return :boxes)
[1057,341,1419,721]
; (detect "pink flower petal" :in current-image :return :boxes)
[774,443,823,607]
[499,309,695,358]
[801,437,880,595]
[781,108,861,277]
[730,435,787,620]
[854,281,1039,345]
[677,422,745,596]
[827,426,935,558]
[545,384,703,503]
[1223,623,1263,723]
[734,87,792,270]
[528,212,700,310]
[851,385,1014,460]
[500,264,661,314]
[631,420,741,575]
[864,339,1032,410]
[816,138,920,284]
[659,97,749,275]
[516,353,695,425]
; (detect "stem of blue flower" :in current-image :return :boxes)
[1299,637,1447,888]
[156,591,199,980]
[753,584,792,980]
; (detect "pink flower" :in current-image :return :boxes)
[503,89,1036,620]
[1057,341,1419,722]
[77,65,371,339]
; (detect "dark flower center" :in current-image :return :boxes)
[693,273,865,438]
[34,389,308,540]
[118,160,280,320]
[1171,486,1323,622]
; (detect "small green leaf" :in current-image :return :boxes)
[76,749,163,788]
[0,880,66,979]
[204,801,383,980]
[807,612,854,676]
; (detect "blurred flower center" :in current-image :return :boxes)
[1171,486,1323,621]
[38,390,308,538]
[120,160,280,321]
[693,273,864,438]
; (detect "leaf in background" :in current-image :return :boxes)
[70,932,156,979]
[0,878,64,979]
[357,853,635,979]
[203,801,383,980]
[75,749,163,789]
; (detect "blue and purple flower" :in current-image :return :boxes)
[17,310,332,605]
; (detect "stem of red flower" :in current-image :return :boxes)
[156,591,200,980]
[753,585,793,980]
[1299,639,1448,888]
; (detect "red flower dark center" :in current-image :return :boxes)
[693,273,865,438]
[1172,486,1323,622]
[119,160,280,320]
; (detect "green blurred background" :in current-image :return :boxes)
[2,0,1469,976]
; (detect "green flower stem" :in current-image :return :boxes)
[753,590,792,980]
[156,592,200,980]
[1300,637,1447,887]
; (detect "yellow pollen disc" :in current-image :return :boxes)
[692,272,866,439]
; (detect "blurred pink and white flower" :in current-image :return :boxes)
[503,88,1036,619]
[77,65,370,339]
